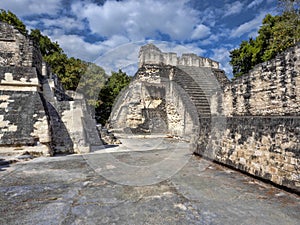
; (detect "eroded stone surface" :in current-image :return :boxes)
[139,43,220,69]
[0,137,299,225]
[114,43,300,192]
[0,22,102,155]
[207,44,300,192]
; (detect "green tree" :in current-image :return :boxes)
[278,0,300,13]
[277,0,300,46]
[31,28,108,93]
[62,57,87,91]
[30,29,96,92]
[258,14,280,62]
[96,70,131,125]
[230,40,255,77]
[77,62,107,107]
[0,9,27,36]
[30,29,63,56]
[106,70,131,97]
[30,29,74,87]
[230,0,300,78]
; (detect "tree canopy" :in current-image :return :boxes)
[230,0,300,78]
[30,29,88,90]
[96,70,131,125]
[77,62,107,107]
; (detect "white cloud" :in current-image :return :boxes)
[0,0,275,79]
[247,0,264,9]
[223,1,244,17]
[41,17,85,32]
[200,34,220,46]
[230,11,266,38]
[198,1,244,26]
[23,20,40,31]
[191,24,211,40]
[210,47,232,77]
[199,27,232,46]
[47,34,130,62]
[55,35,103,61]
[247,30,259,39]
[71,0,199,41]
[0,0,61,16]
[95,41,142,75]
[199,8,218,27]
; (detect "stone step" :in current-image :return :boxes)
[173,69,213,119]
[184,89,206,93]
[196,112,211,116]
[197,111,210,117]
[176,76,215,83]
[196,111,211,116]
[190,98,208,102]
[187,93,208,98]
[176,67,219,88]
[194,104,210,108]
[0,145,51,157]
[187,90,214,95]
[194,103,210,108]
[195,107,210,112]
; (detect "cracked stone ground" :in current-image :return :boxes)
[0,136,299,225]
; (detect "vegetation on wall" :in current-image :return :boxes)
[0,9,27,36]
[230,0,300,77]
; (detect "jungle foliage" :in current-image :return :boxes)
[230,0,300,77]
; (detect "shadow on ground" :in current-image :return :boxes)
[0,158,11,172]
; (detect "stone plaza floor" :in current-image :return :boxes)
[0,136,299,225]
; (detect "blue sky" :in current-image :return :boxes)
[0,0,278,78]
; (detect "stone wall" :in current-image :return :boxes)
[0,23,43,74]
[0,90,49,146]
[109,64,199,137]
[0,22,51,155]
[222,45,300,116]
[205,44,300,192]
[139,43,219,69]
[120,43,300,192]
[213,117,299,190]
[0,22,102,156]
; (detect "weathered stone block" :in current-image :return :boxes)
[0,22,102,155]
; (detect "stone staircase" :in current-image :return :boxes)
[175,66,229,154]
[177,66,220,97]
[174,66,212,118]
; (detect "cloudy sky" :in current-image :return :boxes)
[0,0,277,78]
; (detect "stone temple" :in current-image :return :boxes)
[109,43,300,193]
[0,22,299,193]
[0,22,102,156]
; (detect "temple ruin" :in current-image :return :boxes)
[109,43,300,192]
[0,22,102,156]
[0,21,299,192]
